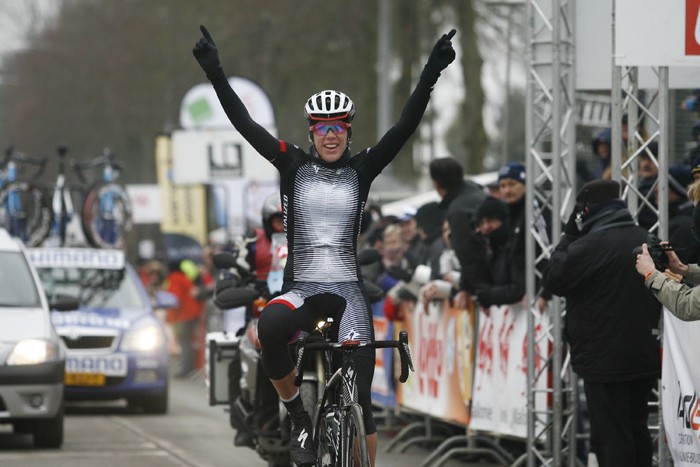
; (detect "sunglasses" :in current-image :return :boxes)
[309,121,351,136]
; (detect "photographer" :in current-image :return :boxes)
[635,233,700,322]
[542,179,661,467]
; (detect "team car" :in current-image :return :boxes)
[27,247,177,414]
[0,229,66,448]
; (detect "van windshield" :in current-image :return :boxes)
[0,252,42,307]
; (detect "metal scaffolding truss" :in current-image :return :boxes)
[524,0,672,464]
[612,63,671,466]
[524,0,577,465]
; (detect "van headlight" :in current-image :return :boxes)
[121,325,164,352]
[7,339,59,365]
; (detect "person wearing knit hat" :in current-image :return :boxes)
[476,195,509,225]
[497,162,526,205]
[497,160,551,310]
[575,179,620,208]
[543,173,660,467]
[473,196,525,307]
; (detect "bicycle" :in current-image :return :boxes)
[0,147,52,246]
[73,147,133,249]
[293,318,414,467]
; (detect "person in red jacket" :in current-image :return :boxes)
[165,259,207,378]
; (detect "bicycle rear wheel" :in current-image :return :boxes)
[340,403,369,467]
[81,182,132,249]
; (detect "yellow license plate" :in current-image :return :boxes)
[65,373,106,386]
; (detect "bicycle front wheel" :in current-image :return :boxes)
[340,403,369,467]
[0,181,52,247]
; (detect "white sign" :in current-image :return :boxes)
[470,303,550,438]
[662,308,700,465]
[66,354,127,376]
[576,0,700,89]
[28,248,125,270]
[616,0,700,66]
[171,129,279,185]
[126,184,161,224]
[179,76,276,129]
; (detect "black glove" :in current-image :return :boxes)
[564,209,580,236]
[193,25,224,80]
[420,29,457,85]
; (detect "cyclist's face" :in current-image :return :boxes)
[311,120,348,163]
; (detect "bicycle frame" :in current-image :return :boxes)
[294,320,414,466]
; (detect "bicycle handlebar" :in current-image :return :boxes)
[2,147,49,179]
[71,148,123,184]
[293,330,414,387]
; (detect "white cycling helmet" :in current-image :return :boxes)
[304,90,355,122]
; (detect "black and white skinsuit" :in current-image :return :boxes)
[206,71,438,434]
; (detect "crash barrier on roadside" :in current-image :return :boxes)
[662,308,700,462]
[372,297,549,433]
[470,301,550,438]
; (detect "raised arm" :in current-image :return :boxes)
[370,30,457,166]
[193,25,280,160]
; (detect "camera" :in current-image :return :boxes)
[632,233,673,271]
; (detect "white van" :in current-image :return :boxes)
[0,228,67,448]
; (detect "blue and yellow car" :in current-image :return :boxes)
[28,248,177,414]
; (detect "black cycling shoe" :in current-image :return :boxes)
[233,430,253,448]
[289,412,316,466]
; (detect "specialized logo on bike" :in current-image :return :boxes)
[296,427,309,448]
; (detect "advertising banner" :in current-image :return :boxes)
[662,308,700,465]
[396,299,474,426]
[155,135,208,245]
[469,302,550,438]
[371,299,396,408]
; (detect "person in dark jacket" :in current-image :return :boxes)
[473,196,524,307]
[542,179,661,467]
[497,161,551,309]
[429,157,487,308]
[662,164,700,265]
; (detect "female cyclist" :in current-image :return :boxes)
[193,25,456,467]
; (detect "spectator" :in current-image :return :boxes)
[429,157,487,307]
[542,179,661,467]
[399,207,422,269]
[660,164,700,265]
[497,161,550,309]
[414,201,447,277]
[591,128,612,180]
[165,259,208,378]
[497,161,550,257]
[419,218,461,307]
[473,196,524,307]
[635,182,700,321]
[376,224,413,293]
[636,142,659,230]
[691,152,700,183]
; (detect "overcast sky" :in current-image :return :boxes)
[0,0,60,67]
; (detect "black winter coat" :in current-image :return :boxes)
[542,200,661,382]
[440,180,487,293]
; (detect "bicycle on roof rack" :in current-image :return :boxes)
[72,147,133,249]
[294,318,414,467]
[0,147,52,246]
